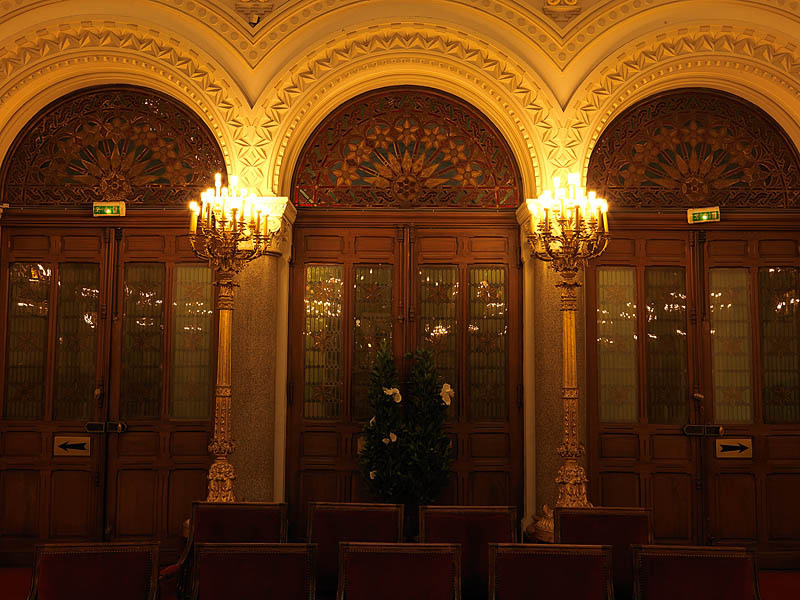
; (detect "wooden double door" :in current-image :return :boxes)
[0,217,213,562]
[588,221,800,565]
[287,214,522,534]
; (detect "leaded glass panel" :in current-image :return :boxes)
[596,267,638,423]
[468,266,507,420]
[352,265,393,422]
[304,265,344,420]
[418,266,458,419]
[645,268,689,424]
[170,264,213,419]
[121,263,165,420]
[710,268,753,424]
[3,262,51,420]
[54,263,99,420]
[759,267,800,424]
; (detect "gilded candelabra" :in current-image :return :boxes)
[526,173,609,538]
[189,174,288,502]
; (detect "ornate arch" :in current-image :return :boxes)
[1,85,226,208]
[292,86,523,209]
[586,89,800,210]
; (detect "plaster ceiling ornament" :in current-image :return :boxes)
[2,86,226,207]
[586,89,800,209]
[543,0,582,25]
[292,87,523,208]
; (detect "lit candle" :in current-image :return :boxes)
[189,201,198,234]
[215,173,222,196]
[601,200,608,232]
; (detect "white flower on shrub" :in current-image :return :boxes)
[382,437,390,445]
[369,416,376,427]
[440,383,454,406]
[369,470,377,480]
[389,432,397,442]
[383,387,402,403]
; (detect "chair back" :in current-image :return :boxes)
[488,543,613,600]
[192,543,315,600]
[191,501,288,544]
[29,542,158,600]
[419,505,516,600]
[555,507,651,600]
[307,502,403,599]
[632,545,759,600]
[337,542,461,600]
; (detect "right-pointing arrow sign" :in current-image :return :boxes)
[719,442,748,453]
[715,438,752,459]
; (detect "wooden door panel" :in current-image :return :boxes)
[167,469,207,536]
[651,472,694,542]
[712,473,758,542]
[766,474,800,540]
[599,471,640,507]
[0,469,40,537]
[469,471,510,505]
[114,469,158,537]
[49,469,94,537]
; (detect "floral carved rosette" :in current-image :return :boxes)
[588,89,800,209]
[294,87,522,208]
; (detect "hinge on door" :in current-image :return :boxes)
[94,473,101,488]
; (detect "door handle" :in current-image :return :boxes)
[84,421,128,433]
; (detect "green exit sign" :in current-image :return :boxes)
[92,201,126,217]
[687,206,720,223]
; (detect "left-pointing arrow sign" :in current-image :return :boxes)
[58,441,87,452]
[53,436,91,456]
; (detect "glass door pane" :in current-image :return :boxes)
[645,267,688,424]
[3,262,51,420]
[170,264,213,419]
[468,266,507,420]
[709,268,753,424]
[596,266,638,423]
[352,265,393,422]
[120,263,165,420]
[54,263,100,421]
[303,264,344,420]
[759,267,800,424]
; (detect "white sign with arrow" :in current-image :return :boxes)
[715,438,752,459]
[53,436,91,457]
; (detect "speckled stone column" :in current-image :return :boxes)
[230,206,295,502]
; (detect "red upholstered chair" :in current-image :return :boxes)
[555,507,652,600]
[192,543,316,600]
[307,502,403,600]
[419,505,517,600]
[337,542,461,600]
[488,543,613,600]
[632,545,759,600]
[160,501,288,599]
[27,542,159,600]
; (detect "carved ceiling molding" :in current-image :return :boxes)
[3,1,799,74]
[253,27,553,190]
[0,22,254,187]
[568,27,800,176]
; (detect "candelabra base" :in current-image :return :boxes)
[206,456,236,502]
